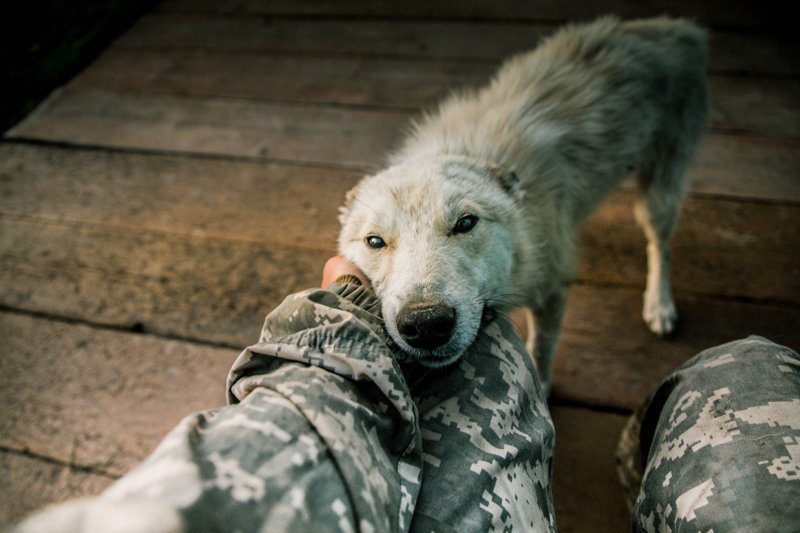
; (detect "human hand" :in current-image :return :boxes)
[321,256,371,289]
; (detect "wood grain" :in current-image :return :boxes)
[5,89,406,169]
[0,311,236,476]
[2,143,798,307]
[0,451,114,527]
[0,216,329,347]
[555,284,800,408]
[67,47,800,136]
[117,14,800,77]
[551,407,629,532]
[118,15,555,61]
[156,0,791,31]
[1,214,797,410]
[7,90,799,202]
[0,142,360,250]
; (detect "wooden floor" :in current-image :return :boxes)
[1,1,798,530]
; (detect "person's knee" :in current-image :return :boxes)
[627,337,800,531]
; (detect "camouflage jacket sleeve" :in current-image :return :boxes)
[10,283,556,533]
[622,336,800,533]
[403,308,556,532]
[221,283,424,532]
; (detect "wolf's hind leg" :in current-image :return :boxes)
[634,157,689,337]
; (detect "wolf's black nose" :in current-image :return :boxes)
[397,302,456,350]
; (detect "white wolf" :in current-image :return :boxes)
[338,16,708,389]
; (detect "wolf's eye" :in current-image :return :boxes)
[452,215,479,235]
[366,235,386,249]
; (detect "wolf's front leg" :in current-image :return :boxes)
[531,286,569,396]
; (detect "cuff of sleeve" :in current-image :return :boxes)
[333,274,364,287]
[328,279,382,316]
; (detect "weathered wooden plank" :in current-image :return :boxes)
[156,0,789,31]
[688,134,800,201]
[710,32,800,78]
[6,90,799,202]
[0,143,360,251]
[5,89,406,169]
[709,77,800,137]
[1,216,798,410]
[68,48,493,110]
[0,217,329,347]
[578,190,800,304]
[68,47,800,137]
[117,15,553,61]
[117,14,800,77]
[0,451,114,528]
[2,143,798,305]
[555,284,800,409]
[0,311,236,476]
[551,406,629,532]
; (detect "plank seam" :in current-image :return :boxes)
[149,9,796,33]
[107,42,800,81]
[11,84,800,142]
[0,210,340,255]
[0,138,379,173]
[572,280,800,310]
[0,444,119,480]
[4,134,799,209]
[0,306,241,352]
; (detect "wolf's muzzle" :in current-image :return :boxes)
[396,302,456,350]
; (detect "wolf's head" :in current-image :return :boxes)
[338,155,525,367]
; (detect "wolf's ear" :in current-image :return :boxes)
[338,182,362,225]
[486,164,524,202]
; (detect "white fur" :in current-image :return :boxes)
[339,16,708,389]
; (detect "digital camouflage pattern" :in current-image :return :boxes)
[404,306,555,532]
[619,336,800,532]
[227,283,557,532]
[11,282,555,532]
[11,282,799,533]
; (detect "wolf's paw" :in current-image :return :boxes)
[643,295,677,337]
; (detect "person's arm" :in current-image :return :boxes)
[11,257,558,533]
[11,258,423,533]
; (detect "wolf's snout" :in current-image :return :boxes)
[397,302,456,350]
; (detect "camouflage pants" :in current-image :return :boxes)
[12,284,799,532]
[618,335,800,532]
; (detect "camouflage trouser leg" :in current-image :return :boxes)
[404,309,556,532]
[618,336,800,532]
